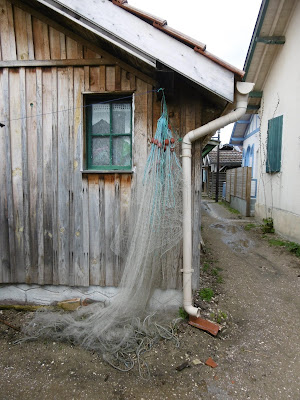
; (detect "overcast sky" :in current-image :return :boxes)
[129,0,262,143]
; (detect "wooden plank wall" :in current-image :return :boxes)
[208,172,226,198]
[0,0,102,62]
[0,62,152,286]
[0,0,205,290]
[226,167,252,202]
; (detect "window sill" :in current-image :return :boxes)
[81,169,134,174]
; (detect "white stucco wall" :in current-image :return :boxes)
[242,114,260,180]
[241,114,260,199]
[255,1,300,243]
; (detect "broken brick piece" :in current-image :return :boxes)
[205,357,218,368]
[188,316,220,336]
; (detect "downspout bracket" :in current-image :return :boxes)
[180,269,194,273]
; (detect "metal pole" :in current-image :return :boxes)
[215,131,220,202]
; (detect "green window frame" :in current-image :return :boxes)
[85,95,133,171]
[266,115,283,173]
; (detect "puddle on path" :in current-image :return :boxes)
[209,221,253,254]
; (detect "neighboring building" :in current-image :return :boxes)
[235,0,300,243]
[0,0,244,300]
[230,113,260,202]
[202,145,242,198]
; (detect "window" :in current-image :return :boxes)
[245,145,251,167]
[85,95,132,171]
[250,144,255,177]
[266,115,283,173]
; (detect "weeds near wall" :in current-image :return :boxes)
[244,223,257,231]
[178,307,189,320]
[220,201,240,215]
[261,218,275,233]
[268,238,300,258]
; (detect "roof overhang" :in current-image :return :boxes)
[229,114,252,145]
[21,0,240,103]
[202,140,220,158]
[243,0,298,112]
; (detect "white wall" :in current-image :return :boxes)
[242,114,260,181]
[255,1,300,242]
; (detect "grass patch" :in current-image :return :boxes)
[286,242,300,257]
[220,201,240,215]
[202,262,210,272]
[199,288,214,302]
[178,307,189,320]
[210,311,227,324]
[244,223,256,231]
[261,218,275,233]
[269,238,300,258]
[268,239,286,247]
[211,267,223,283]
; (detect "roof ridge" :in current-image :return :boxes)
[110,0,244,78]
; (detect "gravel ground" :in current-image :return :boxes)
[1,199,300,400]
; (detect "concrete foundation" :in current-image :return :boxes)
[255,203,300,244]
[0,284,182,311]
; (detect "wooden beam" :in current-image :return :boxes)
[236,120,251,124]
[247,105,260,111]
[0,58,114,68]
[255,36,285,45]
[249,91,263,98]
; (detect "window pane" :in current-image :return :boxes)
[112,103,131,134]
[113,137,131,166]
[92,104,110,134]
[92,137,110,166]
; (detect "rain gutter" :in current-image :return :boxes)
[243,0,269,81]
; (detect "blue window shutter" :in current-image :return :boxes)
[266,115,283,173]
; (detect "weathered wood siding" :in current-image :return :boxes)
[0,0,103,62]
[226,167,252,216]
[208,172,227,199]
[0,64,148,286]
[0,0,205,289]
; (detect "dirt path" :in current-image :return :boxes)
[200,200,300,399]
[0,200,299,400]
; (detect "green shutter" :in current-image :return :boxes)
[266,115,283,173]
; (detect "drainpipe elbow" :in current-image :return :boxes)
[182,132,192,150]
[184,304,201,318]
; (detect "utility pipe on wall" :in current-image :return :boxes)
[182,81,254,318]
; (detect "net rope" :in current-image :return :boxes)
[23,92,183,378]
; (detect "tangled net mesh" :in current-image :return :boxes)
[23,93,184,378]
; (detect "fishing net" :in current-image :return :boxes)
[23,92,183,378]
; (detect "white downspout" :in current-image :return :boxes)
[182,81,254,317]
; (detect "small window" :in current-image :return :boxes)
[85,95,133,171]
[245,145,251,167]
[266,115,283,173]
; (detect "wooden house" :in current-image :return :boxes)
[202,145,242,199]
[0,0,243,303]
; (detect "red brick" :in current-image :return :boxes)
[188,316,220,336]
[205,357,218,368]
